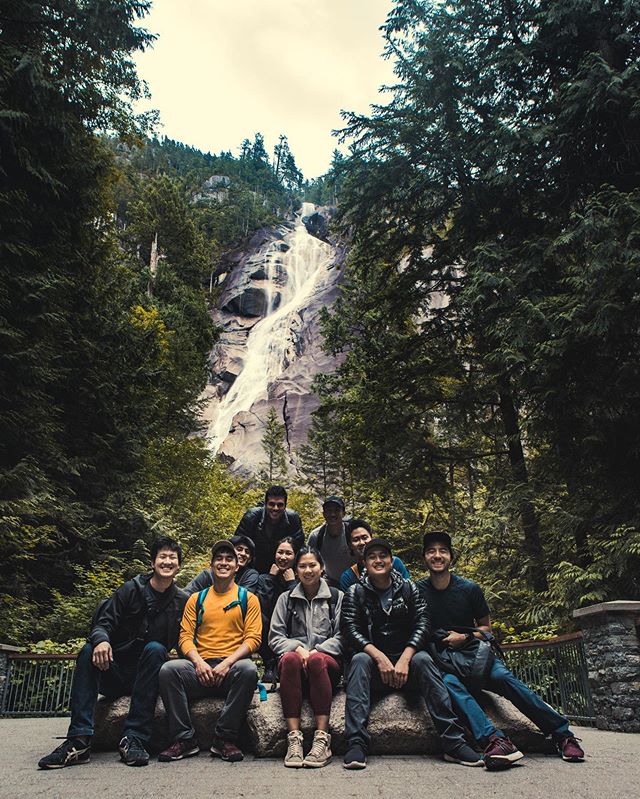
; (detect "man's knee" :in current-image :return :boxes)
[347,652,374,682]
[230,658,257,684]
[159,658,189,689]
[140,641,168,664]
[411,650,439,676]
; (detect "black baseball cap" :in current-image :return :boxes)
[363,537,393,559]
[210,540,238,560]
[422,531,453,553]
[323,496,345,510]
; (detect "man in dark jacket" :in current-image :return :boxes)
[234,485,304,573]
[185,534,259,595]
[341,538,482,770]
[38,536,188,770]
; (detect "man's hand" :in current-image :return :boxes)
[442,631,469,649]
[375,653,396,686]
[92,642,113,671]
[211,659,231,686]
[194,656,216,686]
[393,654,411,689]
[295,646,311,670]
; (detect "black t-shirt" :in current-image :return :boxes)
[416,574,490,630]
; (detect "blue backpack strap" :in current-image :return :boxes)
[223,585,248,620]
[193,587,210,646]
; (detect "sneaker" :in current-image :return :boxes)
[557,735,585,762]
[303,730,332,768]
[210,736,244,762]
[118,735,149,767]
[343,743,367,770]
[284,730,304,768]
[158,737,200,762]
[38,738,91,769]
[444,742,484,767]
[483,734,524,770]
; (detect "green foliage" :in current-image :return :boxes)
[259,408,289,484]
[307,0,640,627]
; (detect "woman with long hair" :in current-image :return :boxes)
[269,546,343,769]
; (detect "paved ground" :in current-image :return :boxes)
[1,718,639,799]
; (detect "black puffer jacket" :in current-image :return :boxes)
[89,574,188,657]
[234,506,304,573]
[341,571,430,659]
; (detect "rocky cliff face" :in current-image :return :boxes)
[199,204,343,476]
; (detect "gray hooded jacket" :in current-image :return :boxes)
[269,578,343,659]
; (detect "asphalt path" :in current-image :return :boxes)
[1,717,639,799]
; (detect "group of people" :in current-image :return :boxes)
[38,485,586,771]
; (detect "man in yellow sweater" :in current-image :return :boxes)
[158,540,262,762]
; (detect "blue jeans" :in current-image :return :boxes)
[67,641,168,743]
[443,658,571,746]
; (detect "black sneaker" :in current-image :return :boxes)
[343,744,367,770]
[38,738,91,769]
[118,735,150,767]
[443,742,484,767]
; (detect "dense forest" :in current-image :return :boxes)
[2,0,640,648]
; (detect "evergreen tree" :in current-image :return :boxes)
[259,408,288,483]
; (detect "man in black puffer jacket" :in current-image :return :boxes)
[340,538,482,770]
[38,536,188,771]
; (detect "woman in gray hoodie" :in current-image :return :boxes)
[269,546,343,769]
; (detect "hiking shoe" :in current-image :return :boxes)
[118,735,149,767]
[158,736,200,762]
[38,738,91,769]
[284,730,304,768]
[557,735,585,762]
[444,742,484,767]
[483,733,524,770]
[303,729,332,768]
[343,743,367,769]
[210,736,244,762]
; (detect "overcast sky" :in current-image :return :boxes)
[133,0,395,179]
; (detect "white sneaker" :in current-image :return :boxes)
[303,730,332,768]
[284,730,304,768]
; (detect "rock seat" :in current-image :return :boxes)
[92,688,548,756]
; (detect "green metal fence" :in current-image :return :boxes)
[1,633,595,723]
[502,632,595,726]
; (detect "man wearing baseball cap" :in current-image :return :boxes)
[158,540,262,763]
[417,531,585,768]
[307,497,354,587]
[341,537,482,769]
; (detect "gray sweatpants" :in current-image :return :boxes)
[159,657,257,743]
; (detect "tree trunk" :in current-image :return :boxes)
[497,376,548,592]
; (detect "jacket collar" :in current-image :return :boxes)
[361,568,405,595]
[290,577,331,601]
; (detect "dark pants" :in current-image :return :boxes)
[159,657,257,743]
[67,641,168,743]
[344,650,468,754]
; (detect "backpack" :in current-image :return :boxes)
[285,586,340,637]
[193,585,248,646]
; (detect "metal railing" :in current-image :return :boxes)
[502,632,595,725]
[1,633,596,724]
[1,654,75,717]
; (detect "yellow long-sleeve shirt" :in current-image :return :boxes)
[179,584,262,659]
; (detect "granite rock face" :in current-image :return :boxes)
[92,689,546,757]
[200,205,345,475]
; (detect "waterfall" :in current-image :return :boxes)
[207,203,334,455]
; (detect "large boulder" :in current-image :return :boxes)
[92,688,547,757]
[221,286,281,317]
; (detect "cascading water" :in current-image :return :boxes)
[207,203,335,456]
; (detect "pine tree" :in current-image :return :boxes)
[259,408,288,483]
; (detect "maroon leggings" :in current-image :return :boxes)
[278,650,341,718]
